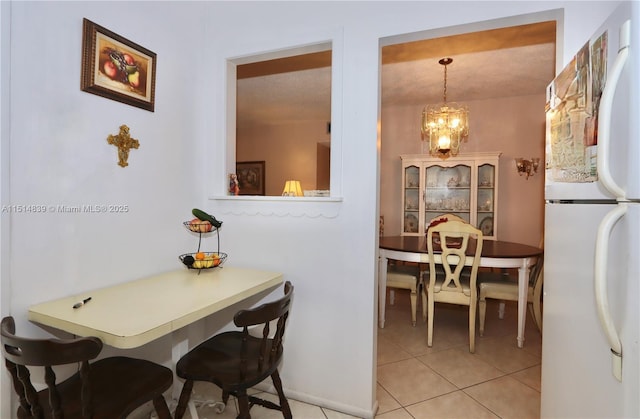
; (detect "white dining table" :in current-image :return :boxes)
[28,266,283,403]
[379,236,543,348]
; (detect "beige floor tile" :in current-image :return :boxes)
[375,407,415,418]
[386,327,435,358]
[406,390,500,419]
[474,334,541,374]
[376,383,402,414]
[378,333,414,365]
[510,365,541,392]
[375,288,542,419]
[377,358,457,406]
[479,300,543,352]
[385,295,479,354]
[417,347,505,388]
[464,375,541,419]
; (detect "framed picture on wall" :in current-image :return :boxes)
[81,18,157,112]
[236,161,265,195]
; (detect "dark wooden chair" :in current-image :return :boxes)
[1,316,173,419]
[174,281,294,419]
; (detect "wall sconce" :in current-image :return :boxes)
[282,180,303,197]
[515,158,540,179]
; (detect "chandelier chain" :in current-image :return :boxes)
[442,63,448,103]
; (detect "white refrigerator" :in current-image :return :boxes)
[542,2,640,417]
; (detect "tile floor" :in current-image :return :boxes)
[136,287,542,419]
[375,288,542,419]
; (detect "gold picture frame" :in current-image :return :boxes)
[236,161,265,196]
[81,18,157,112]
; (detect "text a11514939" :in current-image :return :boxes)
[1,204,130,214]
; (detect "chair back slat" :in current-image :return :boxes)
[80,360,94,418]
[271,313,288,363]
[5,359,32,414]
[234,282,293,377]
[17,363,43,418]
[44,365,64,418]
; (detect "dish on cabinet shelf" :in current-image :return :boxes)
[406,172,420,188]
[479,217,494,236]
[405,189,420,210]
[404,213,419,233]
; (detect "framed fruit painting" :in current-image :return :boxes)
[81,18,157,112]
[236,161,265,196]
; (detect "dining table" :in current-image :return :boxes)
[28,266,283,402]
[379,235,543,348]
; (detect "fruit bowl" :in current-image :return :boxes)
[184,220,216,233]
[179,252,227,270]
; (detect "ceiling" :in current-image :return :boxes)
[236,21,557,125]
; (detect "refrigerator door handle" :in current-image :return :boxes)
[594,202,627,381]
[597,20,630,200]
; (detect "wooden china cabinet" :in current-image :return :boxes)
[400,152,501,239]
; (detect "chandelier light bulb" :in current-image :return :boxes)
[438,135,451,150]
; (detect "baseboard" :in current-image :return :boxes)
[253,381,378,419]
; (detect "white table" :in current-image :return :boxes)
[379,236,542,348]
[28,266,283,406]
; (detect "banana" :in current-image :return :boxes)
[192,208,222,228]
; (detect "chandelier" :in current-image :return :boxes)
[421,58,469,158]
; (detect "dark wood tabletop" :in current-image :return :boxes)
[379,236,543,258]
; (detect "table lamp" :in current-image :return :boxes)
[282,180,303,197]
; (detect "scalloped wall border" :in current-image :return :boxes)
[211,197,342,219]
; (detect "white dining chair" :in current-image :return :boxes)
[478,255,544,335]
[387,263,421,326]
[419,214,470,321]
[426,220,483,352]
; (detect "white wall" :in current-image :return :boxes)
[1,1,624,417]
[1,2,11,417]
[2,0,207,413]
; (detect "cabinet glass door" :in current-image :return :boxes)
[424,164,471,225]
[403,165,420,233]
[477,163,495,236]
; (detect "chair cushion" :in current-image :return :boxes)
[478,272,534,300]
[387,271,418,290]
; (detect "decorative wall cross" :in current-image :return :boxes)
[107,125,139,167]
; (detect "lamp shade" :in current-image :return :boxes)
[282,180,303,197]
